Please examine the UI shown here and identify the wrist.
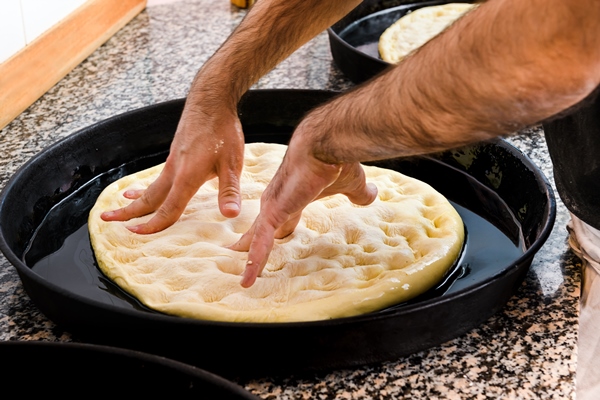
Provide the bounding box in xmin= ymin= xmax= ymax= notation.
xmin=291 ymin=110 xmax=343 ymax=166
xmin=188 ymin=56 xmax=246 ymax=112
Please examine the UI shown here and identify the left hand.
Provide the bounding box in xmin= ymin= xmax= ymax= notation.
xmin=100 ymin=101 xmax=244 ymax=233
xmin=229 ymin=134 xmax=378 ymax=288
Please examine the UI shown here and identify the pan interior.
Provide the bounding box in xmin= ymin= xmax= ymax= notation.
xmin=336 ymin=6 xmax=411 ymax=60
xmin=23 ymin=148 xmax=525 ymax=318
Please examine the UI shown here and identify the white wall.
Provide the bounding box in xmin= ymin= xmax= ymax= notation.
xmin=0 ymin=0 xmax=87 ymax=64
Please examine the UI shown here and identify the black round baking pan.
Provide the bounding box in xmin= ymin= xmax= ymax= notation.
xmin=328 ymin=0 xmax=476 ymax=83
xmin=0 ymin=89 xmax=555 ymax=378
xmin=0 ymin=340 xmax=259 ymax=398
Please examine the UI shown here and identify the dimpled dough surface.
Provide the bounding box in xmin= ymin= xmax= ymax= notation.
xmin=88 ymin=143 xmax=464 ymax=322
xmin=379 ymin=3 xmax=477 ymax=64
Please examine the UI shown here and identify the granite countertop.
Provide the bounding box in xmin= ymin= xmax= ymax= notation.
xmin=0 ymin=1 xmax=579 ymax=398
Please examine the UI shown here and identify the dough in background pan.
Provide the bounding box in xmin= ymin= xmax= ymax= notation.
xmin=379 ymin=3 xmax=477 ymax=64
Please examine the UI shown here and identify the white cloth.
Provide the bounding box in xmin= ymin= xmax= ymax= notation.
xmin=567 ymin=214 xmax=600 ymax=400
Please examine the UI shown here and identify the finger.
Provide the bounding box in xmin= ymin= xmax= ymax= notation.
xmin=241 ymin=220 xmax=277 ymax=288
xmin=274 ymin=212 xmax=302 ymax=239
xmin=100 ymin=176 xmax=172 ymax=222
xmin=126 ymin=174 xmax=206 ymax=234
xmin=322 ymin=163 xmax=378 ymax=207
xmin=231 ymin=211 xmax=299 ymax=249
xmin=122 ymin=189 xmax=144 ymax=200
xmin=218 ymin=169 xmax=242 ymax=218
xmin=228 ymin=226 xmax=255 ymax=252
xmin=345 ymin=182 xmax=378 ymax=206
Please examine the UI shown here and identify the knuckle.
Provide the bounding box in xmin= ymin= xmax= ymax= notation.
xmin=139 ymin=192 xmax=155 ymax=208
xmin=219 ymin=185 xmax=241 ymax=199
xmin=153 ymin=205 xmax=181 ymax=226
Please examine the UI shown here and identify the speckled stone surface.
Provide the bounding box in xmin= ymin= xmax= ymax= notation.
xmin=0 ymin=1 xmax=579 ymax=398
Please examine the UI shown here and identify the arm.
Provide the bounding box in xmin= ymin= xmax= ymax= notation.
xmin=235 ymin=0 xmax=600 ymax=287
xmin=306 ymin=0 xmax=600 ymax=163
xmin=191 ymin=0 xmax=363 ymax=112
xmin=101 ymin=0 xmax=363 ymax=233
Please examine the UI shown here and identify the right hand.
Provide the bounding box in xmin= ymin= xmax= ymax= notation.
xmin=229 ymin=129 xmax=378 ymax=287
xmin=100 ymin=104 xmax=245 ymax=234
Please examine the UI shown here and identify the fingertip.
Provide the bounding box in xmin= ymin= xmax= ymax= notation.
xmin=228 ymin=231 xmax=252 ymax=252
xmin=100 ymin=211 xmax=116 ymax=221
xmin=349 ymin=182 xmax=379 ymax=206
xmin=367 ymin=182 xmax=378 ymax=202
xmin=123 ymin=189 xmax=143 ymax=199
xmin=220 ymin=201 xmax=241 ymax=218
xmin=240 ymin=260 xmax=258 ymax=288
xmin=240 ymin=275 xmax=255 ymax=288
xmin=218 ymin=172 xmax=242 ymax=218
xmin=126 ymin=225 xmax=143 ymax=234
xmin=126 ymin=223 xmax=161 ymax=235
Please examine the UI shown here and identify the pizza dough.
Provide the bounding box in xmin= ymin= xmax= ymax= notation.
xmin=379 ymin=2 xmax=477 ymax=63
xmin=88 ymin=143 xmax=464 ymax=322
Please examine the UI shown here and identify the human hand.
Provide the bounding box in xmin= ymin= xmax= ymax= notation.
xmin=100 ymin=106 xmax=245 ymax=233
xmin=230 ymin=134 xmax=378 ymax=288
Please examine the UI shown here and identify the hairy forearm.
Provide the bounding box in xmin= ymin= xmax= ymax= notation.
xmin=303 ymin=0 xmax=600 ymax=164
xmin=186 ymin=0 xmax=362 ymax=112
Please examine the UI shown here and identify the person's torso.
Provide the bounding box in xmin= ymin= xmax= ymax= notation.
xmin=543 ymin=88 xmax=600 ymax=229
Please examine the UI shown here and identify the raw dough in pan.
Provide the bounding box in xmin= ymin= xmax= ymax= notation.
xmin=379 ymin=2 xmax=477 ymax=63
xmin=88 ymin=143 xmax=464 ymax=322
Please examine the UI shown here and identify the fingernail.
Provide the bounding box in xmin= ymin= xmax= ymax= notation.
xmin=223 ymin=202 xmax=239 ymax=211
xmin=102 ymin=211 xmax=114 ymax=218
xmin=127 ymin=225 xmax=141 ymax=233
